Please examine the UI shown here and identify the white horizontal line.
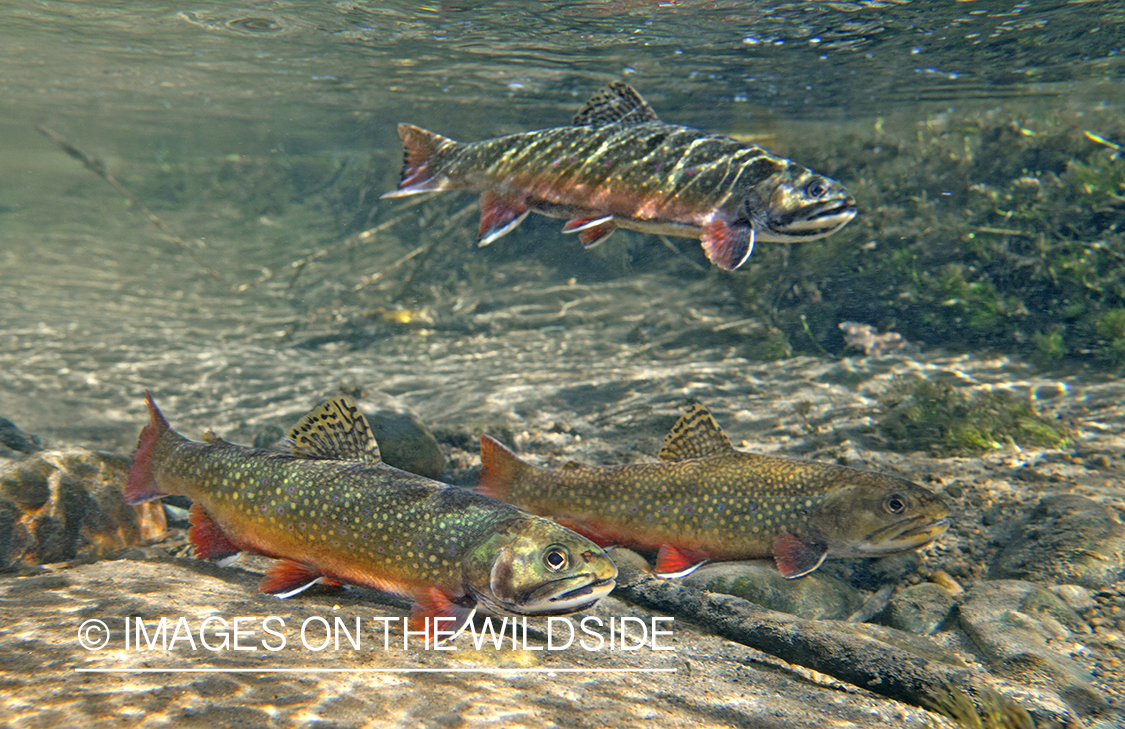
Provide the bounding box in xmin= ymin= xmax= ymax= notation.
xmin=74 ymin=667 xmax=676 ymax=674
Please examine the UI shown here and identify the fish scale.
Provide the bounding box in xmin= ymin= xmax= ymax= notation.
xmin=126 ymin=393 xmax=617 ymax=633
xmin=479 ymin=403 xmax=950 ymax=580
xmin=382 ymin=81 xmax=856 ymax=270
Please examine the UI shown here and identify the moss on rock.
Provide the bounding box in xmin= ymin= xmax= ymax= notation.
xmin=877 ymin=378 xmax=1070 ymax=455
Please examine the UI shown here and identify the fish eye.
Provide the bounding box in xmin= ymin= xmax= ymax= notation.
xmin=543 ymin=546 xmax=570 ymax=572
xmin=885 ymin=494 xmax=907 ymax=514
xmin=806 ymin=179 xmax=828 ymax=198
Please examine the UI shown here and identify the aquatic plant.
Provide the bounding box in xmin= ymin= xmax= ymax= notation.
xmin=877 ymin=378 xmax=1070 ymax=455
xmin=728 ymin=108 xmax=1125 ymax=368
xmin=923 ymin=685 xmax=1036 ymax=729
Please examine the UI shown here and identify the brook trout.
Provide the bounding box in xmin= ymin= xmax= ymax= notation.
xmin=126 ymin=394 xmax=617 ymax=632
xmin=478 ymin=404 xmax=949 ymax=579
xmin=382 ymin=81 xmax=856 ymax=270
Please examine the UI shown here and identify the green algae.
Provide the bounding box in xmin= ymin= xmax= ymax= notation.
xmin=877 ymin=379 xmax=1070 ymax=455
xmin=730 ymin=108 xmax=1125 ymax=369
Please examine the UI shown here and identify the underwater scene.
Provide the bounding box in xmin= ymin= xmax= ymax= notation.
xmin=1 ymin=1 xmax=1124 ymax=727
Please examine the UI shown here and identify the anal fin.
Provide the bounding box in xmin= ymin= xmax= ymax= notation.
xmin=411 ymin=587 xmax=477 ymax=643
xmin=700 ymin=217 xmax=754 ymax=270
xmin=188 ymin=503 xmax=241 ymax=560
xmin=478 ymin=191 xmax=530 ymax=246
xmin=654 ymin=544 xmax=710 ymax=579
xmin=773 ymin=531 xmax=828 ymax=579
xmin=260 ymin=559 xmax=332 ymax=598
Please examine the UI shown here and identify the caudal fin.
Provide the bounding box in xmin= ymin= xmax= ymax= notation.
xmin=125 ymin=391 xmax=172 ymax=505
xmin=380 ymin=124 xmax=456 ymax=198
xmin=477 ymin=434 xmax=528 ymax=501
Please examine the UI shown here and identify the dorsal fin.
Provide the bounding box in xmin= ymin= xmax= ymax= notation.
xmin=657 ymin=404 xmax=736 ymax=461
xmin=285 ymin=396 xmax=381 ymax=463
xmin=572 ymin=81 xmax=660 ymax=128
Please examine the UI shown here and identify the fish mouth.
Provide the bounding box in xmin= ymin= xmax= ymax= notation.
xmin=505 ymin=574 xmax=617 ymax=616
xmin=862 ymin=516 xmax=951 ymax=553
xmin=765 ymin=199 xmax=857 ymax=240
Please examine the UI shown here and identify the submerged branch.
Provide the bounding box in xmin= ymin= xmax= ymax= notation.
xmin=612 ymin=564 xmax=1054 ymax=727
xmin=37 ymin=125 xmax=232 ymax=289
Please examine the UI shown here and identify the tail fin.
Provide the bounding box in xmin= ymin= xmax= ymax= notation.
xmin=380 ymin=124 xmax=456 ymax=198
xmin=125 ymin=391 xmax=172 ymax=505
xmin=477 ymin=434 xmax=528 ymax=501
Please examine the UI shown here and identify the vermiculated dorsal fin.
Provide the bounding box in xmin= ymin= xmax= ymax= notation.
xmin=285 ymin=396 xmax=381 ymax=463
xmin=658 ymin=403 xmax=736 ymax=461
xmin=572 ymin=81 xmax=660 ymax=128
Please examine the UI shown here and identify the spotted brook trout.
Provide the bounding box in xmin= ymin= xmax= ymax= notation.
xmin=478 ymin=404 xmax=949 ymax=579
xmin=382 ymin=81 xmax=856 ymax=271
xmin=126 ymin=394 xmax=617 ymax=634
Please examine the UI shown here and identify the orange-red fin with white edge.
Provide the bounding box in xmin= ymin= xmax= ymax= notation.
xmin=562 ymin=215 xmax=614 ymax=234
xmin=478 ymin=191 xmax=530 ymax=246
xmin=411 ymin=587 xmax=477 ymax=643
xmin=700 ymin=218 xmax=754 ymax=270
xmin=381 ymin=124 xmax=456 ymax=198
xmin=654 ymin=544 xmax=710 ymax=579
xmin=125 ymin=391 xmax=172 ymax=505
xmin=773 ymin=531 xmax=828 ymax=579
xmin=577 ymin=221 xmax=616 ymax=248
xmin=260 ymin=559 xmax=329 ymax=598
xmin=188 ymin=503 xmax=241 ymax=560
xmin=477 ymin=434 xmax=526 ymax=501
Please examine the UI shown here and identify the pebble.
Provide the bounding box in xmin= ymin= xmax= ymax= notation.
xmin=875 ymin=583 xmax=955 ymax=635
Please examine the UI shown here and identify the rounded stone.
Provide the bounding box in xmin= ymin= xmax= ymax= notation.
xmin=876 ymin=582 xmax=956 ymax=635
xmin=989 ymin=495 xmax=1125 ymax=590
xmin=683 ymin=560 xmax=863 ymax=620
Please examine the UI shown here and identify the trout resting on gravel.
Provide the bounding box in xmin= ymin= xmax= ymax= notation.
xmin=478 ymin=403 xmax=949 ymax=579
xmin=126 ymin=393 xmax=617 ymax=635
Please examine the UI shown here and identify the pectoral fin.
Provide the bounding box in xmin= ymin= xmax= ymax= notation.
xmin=772 ymin=531 xmax=828 ymax=579
xmin=412 ymin=587 xmax=477 ymax=643
xmin=700 ymin=217 xmax=754 ymax=271
xmin=654 ymin=544 xmax=710 ymax=579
